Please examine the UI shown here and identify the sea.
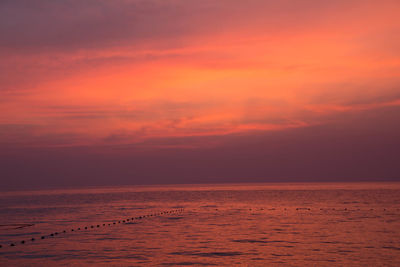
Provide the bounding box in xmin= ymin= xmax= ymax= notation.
xmin=0 ymin=183 xmax=399 ymax=266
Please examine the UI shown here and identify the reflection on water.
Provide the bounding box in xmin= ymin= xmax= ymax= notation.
xmin=0 ymin=183 xmax=400 ymax=266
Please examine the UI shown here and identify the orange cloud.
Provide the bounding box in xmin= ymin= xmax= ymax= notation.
xmin=1 ymin=0 xmax=400 ymax=148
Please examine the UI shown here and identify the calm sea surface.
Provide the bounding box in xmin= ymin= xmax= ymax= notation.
xmin=1 ymin=183 xmax=400 ymax=266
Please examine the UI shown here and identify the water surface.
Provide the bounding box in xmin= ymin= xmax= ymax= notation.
xmin=1 ymin=183 xmax=400 ymax=266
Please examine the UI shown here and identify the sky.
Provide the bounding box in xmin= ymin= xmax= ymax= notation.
xmin=1 ymin=0 xmax=400 ymax=189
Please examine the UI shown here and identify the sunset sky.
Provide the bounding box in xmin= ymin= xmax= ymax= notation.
xmin=1 ymin=0 xmax=400 ymax=189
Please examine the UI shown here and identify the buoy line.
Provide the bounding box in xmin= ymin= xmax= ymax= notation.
xmin=0 ymin=207 xmax=397 ymax=249
xmin=0 ymin=208 xmax=185 ymax=249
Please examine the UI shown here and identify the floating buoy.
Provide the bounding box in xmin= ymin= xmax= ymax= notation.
xmin=2 ymin=209 xmax=186 ymax=249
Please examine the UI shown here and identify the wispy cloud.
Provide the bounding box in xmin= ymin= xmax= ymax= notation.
xmin=1 ymin=0 xmax=400 ymax=148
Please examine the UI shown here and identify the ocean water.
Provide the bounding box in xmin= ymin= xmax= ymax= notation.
xmin=0 ymin=183 xmax=400 ymax=266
